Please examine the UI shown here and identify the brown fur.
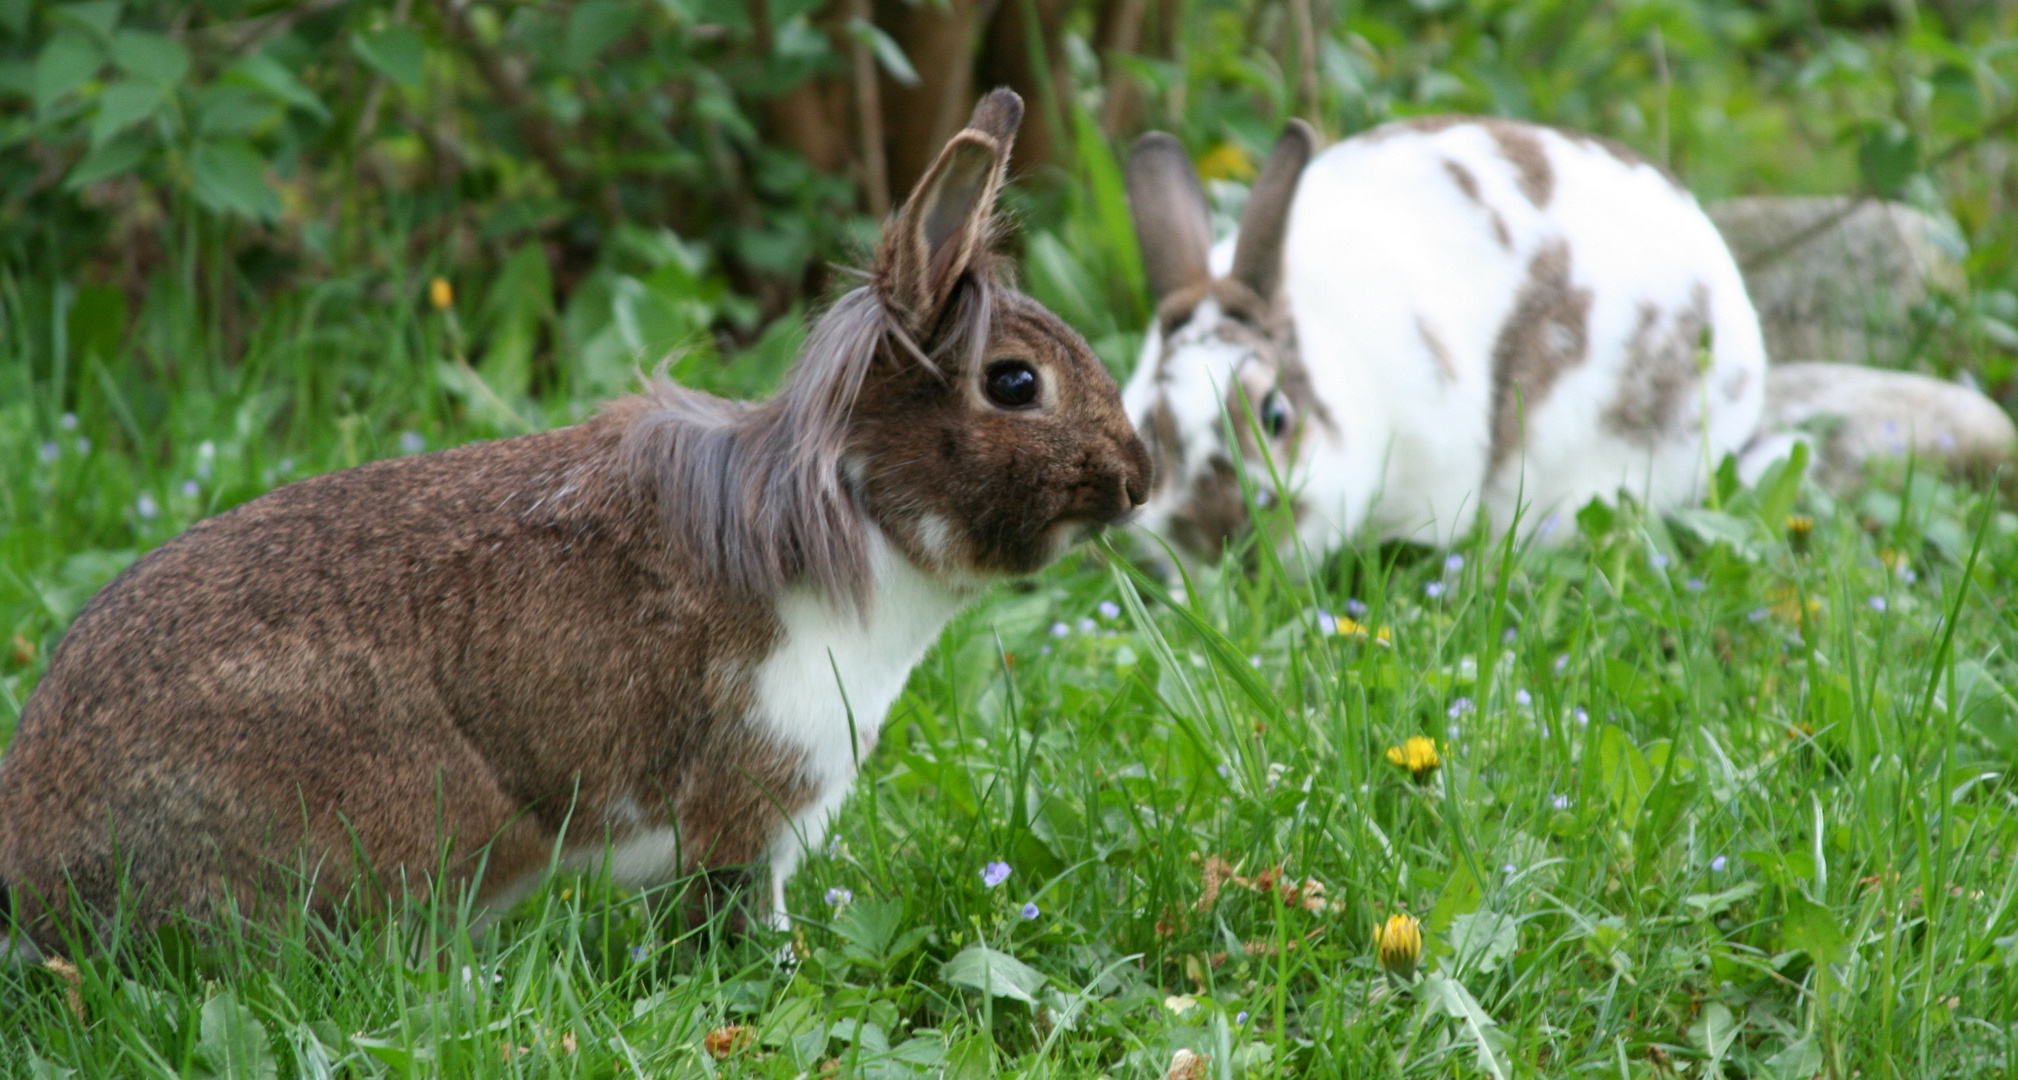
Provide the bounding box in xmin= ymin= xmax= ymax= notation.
xmin=1602 ymin=283 xmax=1710 ymax=445
xmin=0 ymin=88 xmax=1149 ymax=949
xmin=1442 ymin=158 xmax=1513 ymax=249
xmin=1489 ymin=241 xmax=1593 ymax=474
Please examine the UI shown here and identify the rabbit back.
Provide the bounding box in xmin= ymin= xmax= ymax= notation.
xmin=1283 ymin=119 xmax=1765 ymax=544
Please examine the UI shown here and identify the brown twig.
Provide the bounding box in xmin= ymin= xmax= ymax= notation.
xmin=1287 ymin=0 xmax=1321 ymax=138
xmin=431 ymin=0 xmax=592 ymax=204
xmin=206 ymin=0 xmax=356 ymax=54
xmin=847 ymin=0 xmax=890 ymax=218
xmin=1739 ymin=106 xmax=2018 ymax=274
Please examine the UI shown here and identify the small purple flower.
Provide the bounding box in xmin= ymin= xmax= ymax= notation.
xmin=1077 ymin=617 xmax=1097 ymax=635
xmin=1316 ymin=610 xmax=1337 ymax=635
xmin=1447 ymin=697 xmax=1474 ymax=719
xmin=1050 ymin=622 xmax=1070 ymax=638
xmin=1444 ymin=553 xmax=1464 ymax=574
xmin=1216 ymin=764 xmax=1230 ymax=778
xmin=1574 ymin=707 xmax=1590 ymax=726
xmin=630 ymin=944 xmax=649 ymax=962
xmin=38 ymin=441 xmax=58 ymax=462
xmin=1685 ymin=577 xmax=1706 ymax=592
xmin=135 ymin=493 xmax=158 ymax=520
xmin=1903 ymin=569 xmax=1918 ymax=584
xmin=1424 ymin=581 xmax=1445 ymax=599
xmin=180 ymin=480 xmax=200 ymax=498
xmin=1650 ymin=552 xmax=1670 ymax=571
xmin=1537 ymin=513 xmax=1562 ymax=540
xmin=1748 ymin=607 xmax=1769 ymax=623
xmin=1515 ymin=688 xmax=1533 ymax=707
xmin=1502 ymin=863 xmax=1516 ymax=875
xmin=1550 ymin=793 xmax=1572 ymax=810
xmin=1553 ymin=654 xmax=1569 ymax=674
xmin=1710 ymin=855 xmax=1728 ymax=873
xmin=1249 ymin=655 xmax=1262 ymax=669
xmin=1502 ymin=627 xmax=1518 ymax=643
xmin=1868 ymin=596 xmax=1887 ymax=613
xmin=60 ymin=412 xmax=78 ymax=431
xmin=825 ymin=886 xmax=853 ymax=907
xmin=982 ymin=862 xmax=1011 ymax=888
xmin=1020 ymin=902 xmax=1040 ymax=920
xmin=277 ymin=457 xmax=294 ymax=475
xmin=399 ymin=431 xmax=426 ymax=454
xmin=75 ymin=437 xmax=91 ymax=455
xmin=1098 ymin=600 xmax=1121 ymax=620
xmin=1234 ymin=1011 xmax=1249 ymax=1026
xmin=1344 ymin=598 xmax=1369 ymax=618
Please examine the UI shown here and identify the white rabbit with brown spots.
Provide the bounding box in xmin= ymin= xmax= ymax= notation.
xmin=1123 ymin=116 xmax=1767 ymax=560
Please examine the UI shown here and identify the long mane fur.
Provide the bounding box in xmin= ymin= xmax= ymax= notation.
xmin=619 ymin=271 xmax=996 ymax=609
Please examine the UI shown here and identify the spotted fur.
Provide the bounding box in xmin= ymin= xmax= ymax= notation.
xmin=1122 ymin=116 xmax=1766 ymax=560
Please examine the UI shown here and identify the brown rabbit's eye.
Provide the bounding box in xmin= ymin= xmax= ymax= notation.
xmin=1260 ymin=391 xmax=1291 ymax=439
xmin=984 ymin=361 xmax=1040 ymax=408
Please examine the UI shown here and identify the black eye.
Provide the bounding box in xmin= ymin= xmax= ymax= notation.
xmin=984 ymin=360 xmax=1040 ymax=408
xmin=1260 ymin=391 xmax=1290 ymax=439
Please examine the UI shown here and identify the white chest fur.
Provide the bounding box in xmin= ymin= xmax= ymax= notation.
xmin=750 ymin=532 xmax=968 ymax=923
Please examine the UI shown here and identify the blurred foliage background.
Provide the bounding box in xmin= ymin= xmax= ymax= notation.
xmin=3 ymin=0 xmax=2018 ymax=454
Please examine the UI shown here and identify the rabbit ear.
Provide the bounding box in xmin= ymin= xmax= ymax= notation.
xmin=1127 ymin=133 xmax=1214 ymax=303
xmin=1229 ymin=119 xmax=1316 ymax=302
xmin=877 ymin=88 xmax=1023 ymax=331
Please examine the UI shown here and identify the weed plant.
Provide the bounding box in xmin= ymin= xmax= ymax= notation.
xmin=4 ymin=269 xmax=2018 ymax=1077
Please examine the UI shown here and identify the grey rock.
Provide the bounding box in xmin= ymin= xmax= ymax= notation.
xmin=1741 ymin=362 xmax=2015 ymax=493
xmin=1709 ymin=196 xmax=1966 ymax=365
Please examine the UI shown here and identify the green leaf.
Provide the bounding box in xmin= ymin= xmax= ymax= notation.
xmin=1688 ymin=1001 xmax=1740 ymax=1078
xmin=1597 ymin=724 xmax=1652 ymax=828
xmin=1447 ymin=910 xmax=1519 ymax=971
xmin=48 ymin=0 xmax=122 ymax=41
xmin=1422 ymin=973 xmax=1510 ymax=1080
xmin=941 ymin=944 xmax=1046 ymax=1006
xmin=1684 ymin=881 xmax=1762 ymax=920
xmin=1780 ymin=891 xmax=1846 ymax=968
xmin=90 ymin=78 xmax=163 ymax=145
xmin=34 ymin=28 xmax=104 ymax=111
xmin=195 ymin=84 xmax=278 ymax=137
xmin=110 ymin=29 xmax=187 ymax=86
xmin=845 ymin=18 xmax=918 ymax=87
xmin=229 ymin=53 xmax=329 ymax=121
xmin=1857 ymin=123 xmax=1918 ymax=199
xmin=191 ymin=992 xmax=278 ymax=1080
xmin=564 ymin=0 xmax=638 ymax=70
xmin=64 ymin=130 xmax=148 ymax=188
xmin=189 ymin=138 xmax=281 ymax=220
xmin=351 ymin=25 xmax=426 ymax=92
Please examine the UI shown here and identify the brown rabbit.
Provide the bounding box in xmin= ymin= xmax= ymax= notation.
xmin=0 ymin=89 xmax=1150 ymax=949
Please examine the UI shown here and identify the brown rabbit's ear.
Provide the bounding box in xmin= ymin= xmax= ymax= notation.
xmin=1229 ymin=119 xmax=1316 ymax=302
xmin=876 ymin=87 xmax=1023 ymax=332
xmin=1127 ymin=132 xmax=1213 ymax=303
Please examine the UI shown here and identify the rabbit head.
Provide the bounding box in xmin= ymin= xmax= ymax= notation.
xmin=1122 ymin=121 xmax=1327 ymax=562
xmin=851 ymin=90 xmax=1152 ymax=580
xmin=629 ymin=89 xmax=1152 ymax=599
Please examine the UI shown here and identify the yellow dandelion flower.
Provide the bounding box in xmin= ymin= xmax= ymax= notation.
xmin=1374 ymin=913 xmax=1422 ymax=980
xmin=1336 ymin=617 xmax=1395 ymax=647
xmin=1384 ymin=735 xmax=1440 ymax=782
xmin=429 ymin=276 xmax=454 ymax=311
xmin=1195 ymin=142 xmax=1256 ymax=182
xmin=1785 ymin=514 xmax=1814 ymax=553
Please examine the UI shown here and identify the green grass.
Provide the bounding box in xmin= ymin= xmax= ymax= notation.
xmin=5 ymin=280 xmax=2018 ymax=1079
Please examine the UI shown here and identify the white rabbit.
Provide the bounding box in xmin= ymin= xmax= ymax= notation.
xmin=1122 ymin=117 xmax=1767 ymax=560
xmin=0 ymin=89 xmax=1151 ymax=949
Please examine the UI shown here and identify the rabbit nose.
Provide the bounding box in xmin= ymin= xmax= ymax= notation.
xmin=1121 ymin=433 xmax=1152 ymax=507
